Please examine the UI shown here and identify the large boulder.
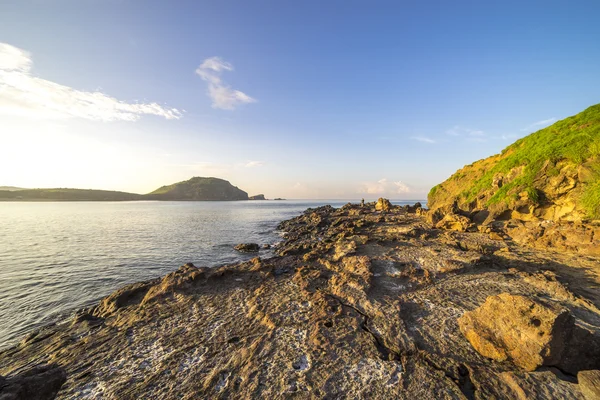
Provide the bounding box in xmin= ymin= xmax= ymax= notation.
xmin=578 ymin=370 xmax=600 ymax=400
xmin=0 ymin=364 xmax=66 ymax=400
xmin=435 ymin=213 xmax=474 ymax=232
xmin=458 ymin=293 xmax=574 ymax=371
xmin=375 ymin=198 xmax=392 ymax=212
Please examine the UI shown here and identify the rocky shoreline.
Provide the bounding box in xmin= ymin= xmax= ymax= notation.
xmin=1 ymin=201 xmax=600 ymax=399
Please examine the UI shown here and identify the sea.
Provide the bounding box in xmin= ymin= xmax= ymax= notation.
xmin=0 ymin=200 xmax=421 ymax=349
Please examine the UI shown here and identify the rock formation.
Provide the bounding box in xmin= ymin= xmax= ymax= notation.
xmin=234 ymin=243 xmax=260 ymax=253
xmin=249 ymin=194 xmax=266 ymax=200
xmin=1 ymin=201 xmax=599 ymax=398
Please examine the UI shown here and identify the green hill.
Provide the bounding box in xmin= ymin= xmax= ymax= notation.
xmin=428 ymin=103 xmax=600 ymax=221
xmin=0 ymin=188 xmax=143 ymax=201
xmin=147 ymin=177 xmax=248 ymax=201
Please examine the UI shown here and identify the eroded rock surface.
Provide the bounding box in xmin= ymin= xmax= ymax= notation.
xmin=458 ymin=293 xmax=574 ymax=371
xmin=1 ymin=202 xmax=599 ymax=399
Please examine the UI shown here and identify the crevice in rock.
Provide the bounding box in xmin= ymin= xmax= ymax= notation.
xmin=544 ymin=365 xmax=578 ymax=382
xmin=327 ymin=295 xmax=400 ymax=362
xmin=417 ymin=351 xmax=477 ymax=400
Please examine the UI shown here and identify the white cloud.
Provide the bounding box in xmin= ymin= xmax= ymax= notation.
xmin=359 ymin=178 xmax=412 ymax=195
xmin=411 ymin=136 xmax=436 ymax=144
xmin=244 ymin=160 xmax=264 ymax=168
xmin=0 ymin=42 xmax=182 ymax=121
xmin=520 ymin=117 xmax=556 ymax=132
xmin=195 ymin=56 xmax=256 ymax=110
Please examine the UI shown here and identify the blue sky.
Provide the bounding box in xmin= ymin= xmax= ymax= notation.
xmin=1 ymin=0 xmax=599 ymax=199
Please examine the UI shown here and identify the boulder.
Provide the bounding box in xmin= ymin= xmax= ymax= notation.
xmin=405 ymin=202 xmax=422 ymax=213
xmin=234 ymin=243 xmax=260 ymax=253
xmin=578 ymin=370 xmax=600 ymax=400
xmin=375 ymin=198 xmax=392 ymax=212
xmin=435 ymin=213 xmax=474 ymax=232
xmin=0 ymin=364 xmax=66 ymax=400
xmin=458 ymin=293 xmax=574 ymax=371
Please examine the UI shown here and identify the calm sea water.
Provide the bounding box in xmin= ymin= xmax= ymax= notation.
xmin=0 ymin=200 xmax=420 ymax=348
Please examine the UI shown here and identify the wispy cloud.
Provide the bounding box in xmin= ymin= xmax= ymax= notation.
xmin=520 ymin=117 xmax=557 ymax=132
xmin=195 ymin=57 xmax=256 ymax=110
xmin=359 ymin=178 xmax=412 ymax=195
xmin=244 ymin=160 xmax=264 ymax=168
xmin=446 ymin=126 xmax=485 ymax=137
xmin=0 ymin=43 xmax=182 ymax=121
xmin=411 ymin=136 xmax=436 ymax=144
xmin=445 ymin=126 xmax=487 ymax=142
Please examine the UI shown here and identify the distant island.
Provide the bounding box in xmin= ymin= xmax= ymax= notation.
xmin=249 ymin=194 xmax=266 ymax=200
xmin=0 ymin=177 xmax=255 ymax=202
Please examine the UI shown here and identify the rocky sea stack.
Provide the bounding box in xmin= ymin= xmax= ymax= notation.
xmin=1 ymin=199 xmax=599 ymax=399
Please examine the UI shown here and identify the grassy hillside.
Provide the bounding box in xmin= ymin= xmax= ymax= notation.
xmin=428 ymin=103 xmax=600 ymax=220
xmin=0 ymin=188 xmax=144 ymax=201
xmin=147 ymin=177 xmax=248 ymax=201
xmin=0 ymin=177 xmax=250 ymax=202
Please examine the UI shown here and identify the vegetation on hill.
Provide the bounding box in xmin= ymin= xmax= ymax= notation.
xmin=0 ymin=189 xmax=143 ymax=201
xmin=147 ymin=177 xmax=248 ymax=201
xmin=0 ymin=177 xmax=250 ymax=202
xmin=429 ymin=103 xmax=600 ymax=220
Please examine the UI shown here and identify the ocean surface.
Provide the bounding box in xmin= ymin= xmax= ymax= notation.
xmin=0 ymin=200 xmax=421 ymax=349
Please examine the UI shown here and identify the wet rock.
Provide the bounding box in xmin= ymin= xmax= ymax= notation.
xmin=458 ymin=293 xmax=574 ymax=371
xmin=0 ymin=364 xmax=66 ymax=400
xmin=375 ymin=198 xmax=391 ymax=212
xmin=578 ymin=370 xmax=600 ymax=400
xmin=234 ymin=243 xmax=260 ymax=253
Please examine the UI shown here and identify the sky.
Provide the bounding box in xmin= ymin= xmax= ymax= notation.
xmin=1 ymin=0 xmax=599 ymax=200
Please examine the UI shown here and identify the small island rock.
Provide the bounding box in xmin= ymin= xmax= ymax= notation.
xmin=234 ymin=243 xmax=260 ymax=253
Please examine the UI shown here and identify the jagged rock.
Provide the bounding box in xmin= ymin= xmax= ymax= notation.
xmin=458 ymin=293 xmax=574 ymax=371
xmin=0 ymin=364 xmax=66 ymax=400
xmin=375 ymin=198 xmax=392 ymax=212
xmin=234 ymin=243 xmax=260 ymax=253
xmin=435 ymin=213 xmax=474 ymax=232
xmin=578 ymin=370 xmax=600 ymax=400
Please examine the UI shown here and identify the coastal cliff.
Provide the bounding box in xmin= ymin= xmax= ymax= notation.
xmin=427 ymin=104 xmax=600 ymax=255
xmin=1 ymin=201 xmax=599 ymax=399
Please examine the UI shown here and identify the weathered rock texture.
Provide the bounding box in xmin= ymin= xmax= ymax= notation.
xmin=1 ymin=203 xmax=599 ymax=399
xmin=578 ymin=370 xmax=600 ymax=400
xmin=458 ymin=293 xmax=574 ymax=371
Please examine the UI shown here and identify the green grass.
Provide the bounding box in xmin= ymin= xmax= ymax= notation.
xmin=457 ymin=104 xmax=600 ymax=216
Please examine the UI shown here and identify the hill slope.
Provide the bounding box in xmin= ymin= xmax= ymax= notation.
xmin=0 ymin=189 xmax=143 ymax=201
xmin=428 ymin=103 xmax=600 ymax=222
xmin=147 ymin=177 xmax=248 ymax=201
